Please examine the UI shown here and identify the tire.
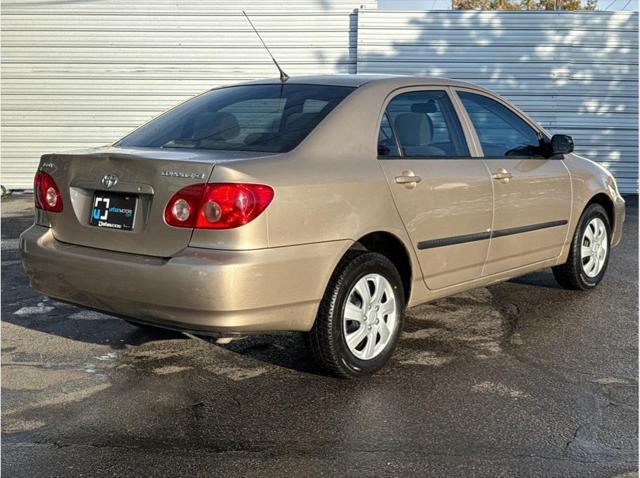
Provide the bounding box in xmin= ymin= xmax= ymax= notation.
xmin=306 ymin=250 xmax=405 ymax=378
xmin=552 ymin=203 xmax=611 ymax=290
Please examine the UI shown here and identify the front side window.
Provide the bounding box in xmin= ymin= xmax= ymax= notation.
xmin=117 ymin=84 xmax=355 ymax=153
xmin=458 ymin=91 xmax=544 ymax=158
xmin=384 ymin=90 xmax=470 ymax=158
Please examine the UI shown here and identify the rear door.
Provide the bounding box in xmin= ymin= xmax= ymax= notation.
xmin=377 ymin=87 xmax=493 ymax=290
xmin=454 ymin=89 xmax=572 ymax=276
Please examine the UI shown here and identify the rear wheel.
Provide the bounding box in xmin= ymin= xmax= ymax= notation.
xmin=306 ymin=251 xmax=405 ymax=378
xmin=552 ymin=203 xmax=611 ymax=290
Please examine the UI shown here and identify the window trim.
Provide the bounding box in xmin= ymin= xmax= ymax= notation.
xmin=376 ymin=86 xmax=475 ymax=161
xmin=378 ymin=111 xmax=403 ymax=159
xmin=451 ymin=87 xmax=552 ymax=160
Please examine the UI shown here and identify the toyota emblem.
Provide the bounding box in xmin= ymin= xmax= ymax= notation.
xmin=101 ymin=174 xmax=119 ymax=189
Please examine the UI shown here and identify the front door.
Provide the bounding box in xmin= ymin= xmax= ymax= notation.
xmin=455 ymin=90 xmax=572 ymax=276
xmin=377 ymin=88 xmax=493 ymax=290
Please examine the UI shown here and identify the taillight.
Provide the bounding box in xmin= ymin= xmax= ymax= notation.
xmin=164 ymin=183 xmax=274 ymax=229
xmin=34 ymin=171 xmax=63 ymax=212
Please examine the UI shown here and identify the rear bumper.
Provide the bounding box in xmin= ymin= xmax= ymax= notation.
xmin=20 ymin=225 xmax=350 ymax=334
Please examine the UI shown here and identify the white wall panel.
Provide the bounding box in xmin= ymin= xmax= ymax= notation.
xmin=357 ymin=10 xmax=639 ymax=193
xmin=0 ymin=0 xmax=375 ymax=189
xmin=3 ymin=5 xmax=638 ymax=193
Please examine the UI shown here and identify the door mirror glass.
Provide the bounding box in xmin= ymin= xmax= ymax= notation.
xmin=550 ymin=134 xmax=574 ymax=156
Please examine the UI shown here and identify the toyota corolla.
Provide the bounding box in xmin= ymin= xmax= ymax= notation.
xmin=20 ymin=75 xmax=625 ymax=377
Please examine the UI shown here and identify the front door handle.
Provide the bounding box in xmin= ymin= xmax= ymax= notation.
xmin=395 ymin=170 xmax=422 ymax=189
xmin=492 ymin=168 xmax=513 ymax=182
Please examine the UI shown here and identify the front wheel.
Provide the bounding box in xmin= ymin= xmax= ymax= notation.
xmin=306 ymin=251 xmax=405 ymax=378
xmin=552 ymin=203 xmax=611 ymax=290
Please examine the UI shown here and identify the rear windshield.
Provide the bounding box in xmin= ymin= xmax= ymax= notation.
xmin=116 ymin=84 xmax=355 ymax=153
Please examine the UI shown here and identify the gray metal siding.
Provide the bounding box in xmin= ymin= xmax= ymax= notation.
xmin=1 ymin=0 xmax=375 ymax=189
xmin=357 ymin=10 xmax=638 ymax=193
xmin=3 ymin=6 xmax=638 ymax=192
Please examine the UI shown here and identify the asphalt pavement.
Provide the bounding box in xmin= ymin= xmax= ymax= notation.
xmin=2 ymin=194 xmax=638 ymax=477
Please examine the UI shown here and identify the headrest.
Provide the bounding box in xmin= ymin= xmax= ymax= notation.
xmin=192 ymin=111 xmax=240 ymax=141
xmin=394 ymin=113 xmax=433 ymax=146
xmin=411 ymin=100 xmax=437 ymax=114
xmin=284 ymin=112 xmax=319 ymax=131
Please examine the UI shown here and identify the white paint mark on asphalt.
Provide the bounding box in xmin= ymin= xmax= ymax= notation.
xmin=68 ymin=310 xmax=118 ymax=321
xmin=153 ymin=365 xmax=192 ymax=375
xmin=400 ymin=351 xmax=454 ymax=367
xmin=593 ymin=377 xmax=630 ymax=385
xmin=1 ymin=239 xmax=20 ymax=251
xmin=14 ymin=303 xmax=54 ymax=316
xmin=95 ymin=352 xmax=118 ymax=361
xmin=472 ymin=381 xmax=529 ymax=399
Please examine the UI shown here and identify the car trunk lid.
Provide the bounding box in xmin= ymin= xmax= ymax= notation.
xmin=41 ymin=146 xmax=276 ymax=257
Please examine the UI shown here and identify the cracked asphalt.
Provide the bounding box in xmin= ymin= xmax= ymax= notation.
xmin=2 ymin=194 xmax=638 ymax=477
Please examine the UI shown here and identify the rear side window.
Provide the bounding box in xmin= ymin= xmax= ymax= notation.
xmin=458 ymin=91 xmax=544 ymax=158
xmin=378 ymin=113 xmax=400 ymax=157
xmin=384 ymin=90 xmax=470 ymax=158
xmin=117 ymin=84 xmax=355 ymax=153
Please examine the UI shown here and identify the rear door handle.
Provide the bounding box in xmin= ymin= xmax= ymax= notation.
xmin=395 ymin=171 xmax=422 ymax=189
xmin=492 ymin=168 xmax=513 ymax=181
xmin=395 ymin=175 xmax=422 ymax=184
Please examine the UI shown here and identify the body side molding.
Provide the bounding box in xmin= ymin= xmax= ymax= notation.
xmin=418 ymin=220 xmax=569 ymax=250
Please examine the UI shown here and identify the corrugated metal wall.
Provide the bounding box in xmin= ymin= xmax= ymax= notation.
xmin=357 ymin=11 xmax=639 ymax=193
xmin=1 ymin=0 xmax=375 ymax=189
xmin=2 ymin=5 xmax=638 ymax=192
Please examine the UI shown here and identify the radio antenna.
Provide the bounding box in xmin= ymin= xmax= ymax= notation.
xmin=242 ymin=10 xmax=289 ymax=83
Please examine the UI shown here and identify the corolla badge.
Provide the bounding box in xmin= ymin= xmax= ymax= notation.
xmin=101 ymin=174 xmax=119 ymax=189
xmin=160 ymin=170 xmax=206 ymax=179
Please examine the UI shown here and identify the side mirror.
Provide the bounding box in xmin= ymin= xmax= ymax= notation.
xmin=550 ymin=134 xmax=574 ymax=156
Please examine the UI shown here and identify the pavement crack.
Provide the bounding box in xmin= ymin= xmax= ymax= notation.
xmin=565 ymin=424 xmax=585 ymax=454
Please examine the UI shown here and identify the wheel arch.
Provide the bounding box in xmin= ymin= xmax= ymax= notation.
xmin=348 ymin=231 xmax=414 ymax=304
xmin=585 ymin=192 xmax=615 ymax=232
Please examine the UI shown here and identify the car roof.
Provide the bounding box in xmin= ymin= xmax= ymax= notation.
xmin=236 ymin=74 xmax=484 ymax=90
xmin=235 ymin=74 xmax=548 ymax=138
